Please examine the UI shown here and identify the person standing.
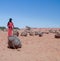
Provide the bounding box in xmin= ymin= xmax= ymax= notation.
xmin=7 ymin=18 xmax=14 ymax=36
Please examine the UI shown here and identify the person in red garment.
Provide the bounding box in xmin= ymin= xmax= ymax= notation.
xmin=7 ymin=18 xmax=14 ymax=36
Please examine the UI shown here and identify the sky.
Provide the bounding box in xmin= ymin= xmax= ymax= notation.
xmin=0 ymin=0 xmax=60 ymax=28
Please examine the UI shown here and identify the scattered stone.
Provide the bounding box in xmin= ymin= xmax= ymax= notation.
xmin=8 ymin=36 xmax=22 ymax=49
xmin=21 ymin=31 xmax=27 ymax=36
xmin=55 ymin=33 xmax=60 ymax=38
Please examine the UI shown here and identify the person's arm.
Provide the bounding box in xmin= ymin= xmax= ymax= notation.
xmin=12 ymin=22 xmax=14 ymax=28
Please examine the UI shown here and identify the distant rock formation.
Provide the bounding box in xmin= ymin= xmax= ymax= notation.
xmin=25 ymin=26 xmax=31 ymax=30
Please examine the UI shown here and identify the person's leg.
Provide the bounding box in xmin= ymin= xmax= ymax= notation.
xmin=8 ymin=28 xmax=13 ymax=36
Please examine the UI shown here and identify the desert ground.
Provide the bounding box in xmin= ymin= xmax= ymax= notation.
xmin=0 ymin=28 xmax=60 ymax=61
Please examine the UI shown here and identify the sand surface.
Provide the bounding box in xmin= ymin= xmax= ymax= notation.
xmin=0 ymin=28 xmax=60 ymax=61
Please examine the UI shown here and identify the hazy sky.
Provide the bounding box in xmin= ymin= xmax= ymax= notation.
xmin=0 ymin=0 xmax=60 ymax=28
